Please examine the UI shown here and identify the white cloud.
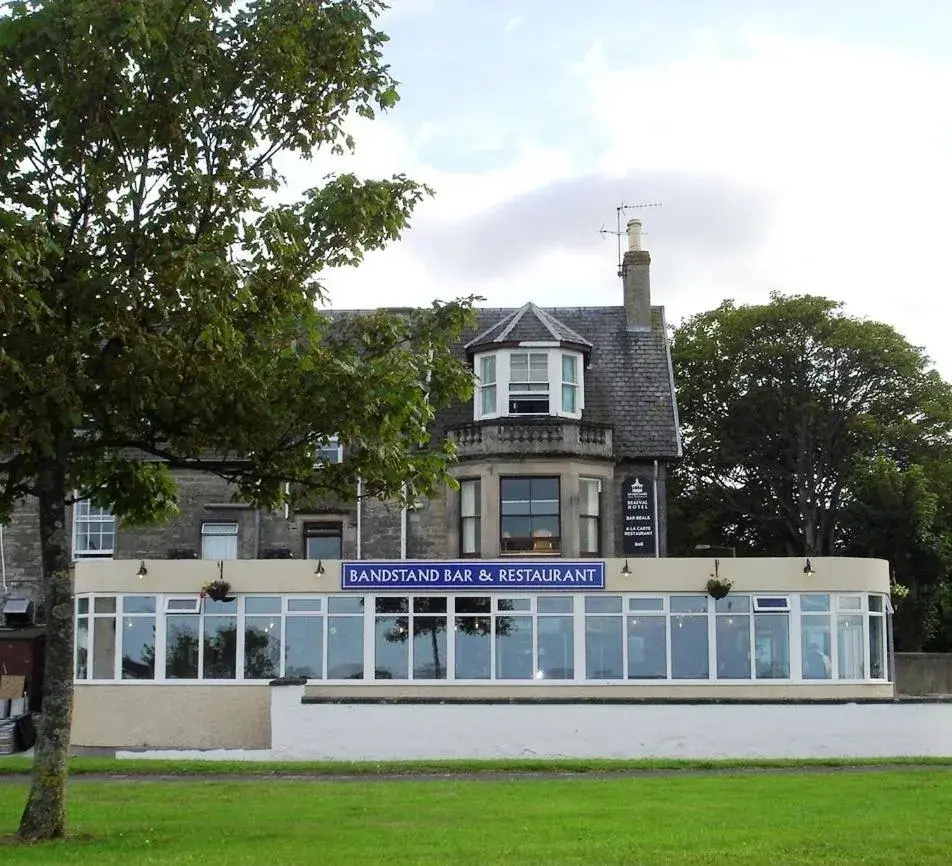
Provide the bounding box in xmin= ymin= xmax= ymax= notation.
xmin=276 ymin=26 xmax=952 ymax=374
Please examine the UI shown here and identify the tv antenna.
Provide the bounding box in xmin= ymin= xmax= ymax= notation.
xmin=600 ymin=202 xmax=662 ymax=277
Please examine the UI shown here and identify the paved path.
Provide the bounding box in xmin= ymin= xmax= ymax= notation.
xmin=2 ymin=764 xmax=951 ymax=785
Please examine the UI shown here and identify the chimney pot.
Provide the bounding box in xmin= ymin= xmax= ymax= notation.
xmin=626 ymin=218 xmax=643 ymax=252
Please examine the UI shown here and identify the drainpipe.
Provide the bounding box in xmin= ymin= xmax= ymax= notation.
xmin=1 ymin=524 xmax=7 ymax=592
xmin=400 ymin=482 xmax=408 ymax=560
xmin=653 ymin=459 xmax=660 ymax=558
xmin=253 ymin=507 xmax=261 ymax=559
xmin=356 ymin=477 xmax=363 ymax=560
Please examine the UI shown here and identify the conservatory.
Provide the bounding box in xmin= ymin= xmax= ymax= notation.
xmin=69 ymin=556 xmax=894 ymax=753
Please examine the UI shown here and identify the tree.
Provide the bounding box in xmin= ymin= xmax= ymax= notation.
xmin=839 ymin=456 xmax=952 ymax=651
xmin=669 ymin=294 xmax=952 ymax=557
xmin=0 ymin=0 xmax=474 ymax=841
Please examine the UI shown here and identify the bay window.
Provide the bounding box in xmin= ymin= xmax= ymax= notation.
xmin=474 ymin=349 xmax=584 ymax=420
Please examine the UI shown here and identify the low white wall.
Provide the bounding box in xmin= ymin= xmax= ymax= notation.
xmin=269 ymin=686 xmax=952 ymax=760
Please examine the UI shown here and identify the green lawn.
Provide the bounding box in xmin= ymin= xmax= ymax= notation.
xmin=1 ymin=770 xmax=951 ymax=864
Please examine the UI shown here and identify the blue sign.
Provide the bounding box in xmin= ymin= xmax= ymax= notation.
xmin=341 ymin=560 xmax=605 ymax=591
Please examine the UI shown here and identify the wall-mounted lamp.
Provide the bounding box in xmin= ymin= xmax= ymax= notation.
xmin=621 ymin=560 xmax=632 ymax=576
xmin=314 ymin=559 xmax=325 ymax=576
xmin=135 ymin=561 xmax=148 ymax=580
xmin=803 ymin=558 xmax=815 ymax=577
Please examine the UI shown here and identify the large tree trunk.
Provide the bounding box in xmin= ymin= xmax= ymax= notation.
xmin=18 ymin=460 xmax=74 ymax=842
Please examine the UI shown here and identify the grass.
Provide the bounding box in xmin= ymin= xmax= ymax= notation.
xmin=2 ymin=754 xmax=952 ymax=777
xmin=1 ymin=770 xmax=952 ymax=863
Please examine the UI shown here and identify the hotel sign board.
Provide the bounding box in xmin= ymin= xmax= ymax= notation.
xmin=622 ymin=474 xmax=657 ymax=557
xmin=341 ymin=560 xmax=605 ymax=591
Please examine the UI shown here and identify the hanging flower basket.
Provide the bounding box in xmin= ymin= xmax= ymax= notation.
xmin=201 ymin=580 xmax=234 ymax=603
xmin=705 ymin=577 xmax=733 ymax=600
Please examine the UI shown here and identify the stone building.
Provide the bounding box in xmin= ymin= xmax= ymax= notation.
xmin=0 ymin=217 xmax=680 ymax=604
xmin=0 ymin=221 xmax=896 ymax=757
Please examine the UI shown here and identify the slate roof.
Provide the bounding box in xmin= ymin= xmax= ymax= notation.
xmin=438 ymin=305 xmax=682 ymax=460
xmin=464 ymin=302 xmax=593 ymax=351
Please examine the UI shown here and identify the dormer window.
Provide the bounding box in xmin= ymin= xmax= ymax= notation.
xmin=475 ymin=348 xmax=584 ymax=420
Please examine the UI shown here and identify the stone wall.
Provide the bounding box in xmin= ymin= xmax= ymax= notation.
xmin=895 ymin=653 xmax=952 ymax=696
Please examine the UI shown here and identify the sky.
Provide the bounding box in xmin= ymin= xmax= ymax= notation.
xmin=287 ymin=1 xmax=952 ymax=375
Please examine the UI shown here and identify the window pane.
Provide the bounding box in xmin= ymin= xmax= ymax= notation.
xmin=455 ymin=616 xmax=491 ymax=679
xmin=495 ymin=615 xmax=533 ymax=679
xmin=500 ymin=478 xmax=531 ymax=502
xmin=76 ymin=618 xmax=89 ymax=679
xmin=538 ymin=615 xmax=573 ymax=679
xmin=328 ymin=597 xmax=363 ymax=614
xmin=306 ymin=534 xmax=342 ymax=559
xmin=580 ymin=479 xmax=600 ymax=515
xmin=413 ymin=617 xmax=448 ymax=679
xmin=868 ymin=595 xmax=885 ymax=613
xmin=375 ymin=617 xmax=409 ymax=679
xmin=801 ymin=594 xmax=830 ymax=612
xmin=461 ymin=480 xmax=480 ymax=517
xmin=671 ymin=616 xmax=709 ymax=679
xmin=245 ymin=616 xmax=281 ymax=679
xmin=497 ymin=598 xmax=531 ymax=612
xmin=586 ymin=596 xmax=622 ymax=614
xmin=456 ymin=596 xmax=490 ymax=614
xmin=287 ymin=598 xmax=322 ymax=612
xmin=203 ymin=616 xmax=237 ymax=679
xmin=801 ymin=615 xmax=832 ymax=679
xmin=246 ymin=596 xmax=281 ymax=615
xmin=715 ymin=595 xmax=749 ymax=613
xmin=284 ymin=616 xmax=324 ymax=678
xmin=77 ymin=597 xmax=89 ymax=615
xmin=671 ymin=596 xmax=707 ymax=614
xmin=755 ymin=614 xmax=790 ymax=679
xmin=869 ymin=616 xmax=886 ymax=679
xmin=121 ymin=616 xmax=155 ymax=680
xmin=838 ymin=596 xmax=863 ymax=611
xmin=561 ymin=354 xmax=577 ymax=383
xmin=837 ymin=615 xmax=865 ymax=678
xmin=628 ymin=616 xmax=667 ymax=679
xmin=202 ymin=533 xmax=238 ymax=561
xmin=510 ymin=353 xmax=528 ymax=380
xmin=376 ymin=597 xmax=409 ymax=614
xmin=205 ymin=598 xmax=237 ymax=614
xmin=327 ymin=616 xmax=364 ymax=678
xmin=580 ymin=517 xmax=599 ymax=553
xmin=529 ymin=353 xmax=548 ymax=379
xmin=562 ymin=383 xmax=577 ymax=413
xmin=462 ymin=517 xmax=479 ymax=555
xmin=123 ymin=596 xmax=156 ymax=614
xmin=629 ymin=598 xmax=664 ymax=612
xmin=533 ymin=477 xmax=559 ymax=501
xmin=585 ymin=615 xmax=623 ymax=679
xmin=538 ymin=596 xmax=573 ymax=614
xmin=94 ymin=597 xmax=117 ymax=614
xmin=716 ymin=615 xmax=751 ymax=679
xmin=92 ymin=616 xmax=116 ymax=679
xmin=480 ymin=354 xmax=496 ymax=384
xmin=166 ymin=615 xmax=200 ymax=679
xmin=481 ymin=384 xmax=496 ymax=415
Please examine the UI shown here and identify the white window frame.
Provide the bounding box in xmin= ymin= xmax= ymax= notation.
xmin=314 ymin=435 xmax=342 ymax=467
xmin=72 ymin=497 xmax=116 ymax=560
xmin=201 ymin=521 xmax=239 ymax=560
xmin=473 ymin=349 xmax=584 ymax=421
xmin=72 ymin=591 xmax=892 ymax=686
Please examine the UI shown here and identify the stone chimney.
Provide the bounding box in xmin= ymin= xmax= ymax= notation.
xmin=622 ymin=218 xmax=651 ymax=331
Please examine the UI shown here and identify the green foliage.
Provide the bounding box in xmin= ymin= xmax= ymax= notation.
xmin=670 ymin=293 xmax=952 ymax=557
xmin=0 ymin=0 xmax=474 ymax=519
xmin=0 ymin=0 xmax=474 ymax=839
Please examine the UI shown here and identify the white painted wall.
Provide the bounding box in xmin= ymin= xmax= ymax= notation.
xmin=269 ymin=686 xmax=952 ymax=761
